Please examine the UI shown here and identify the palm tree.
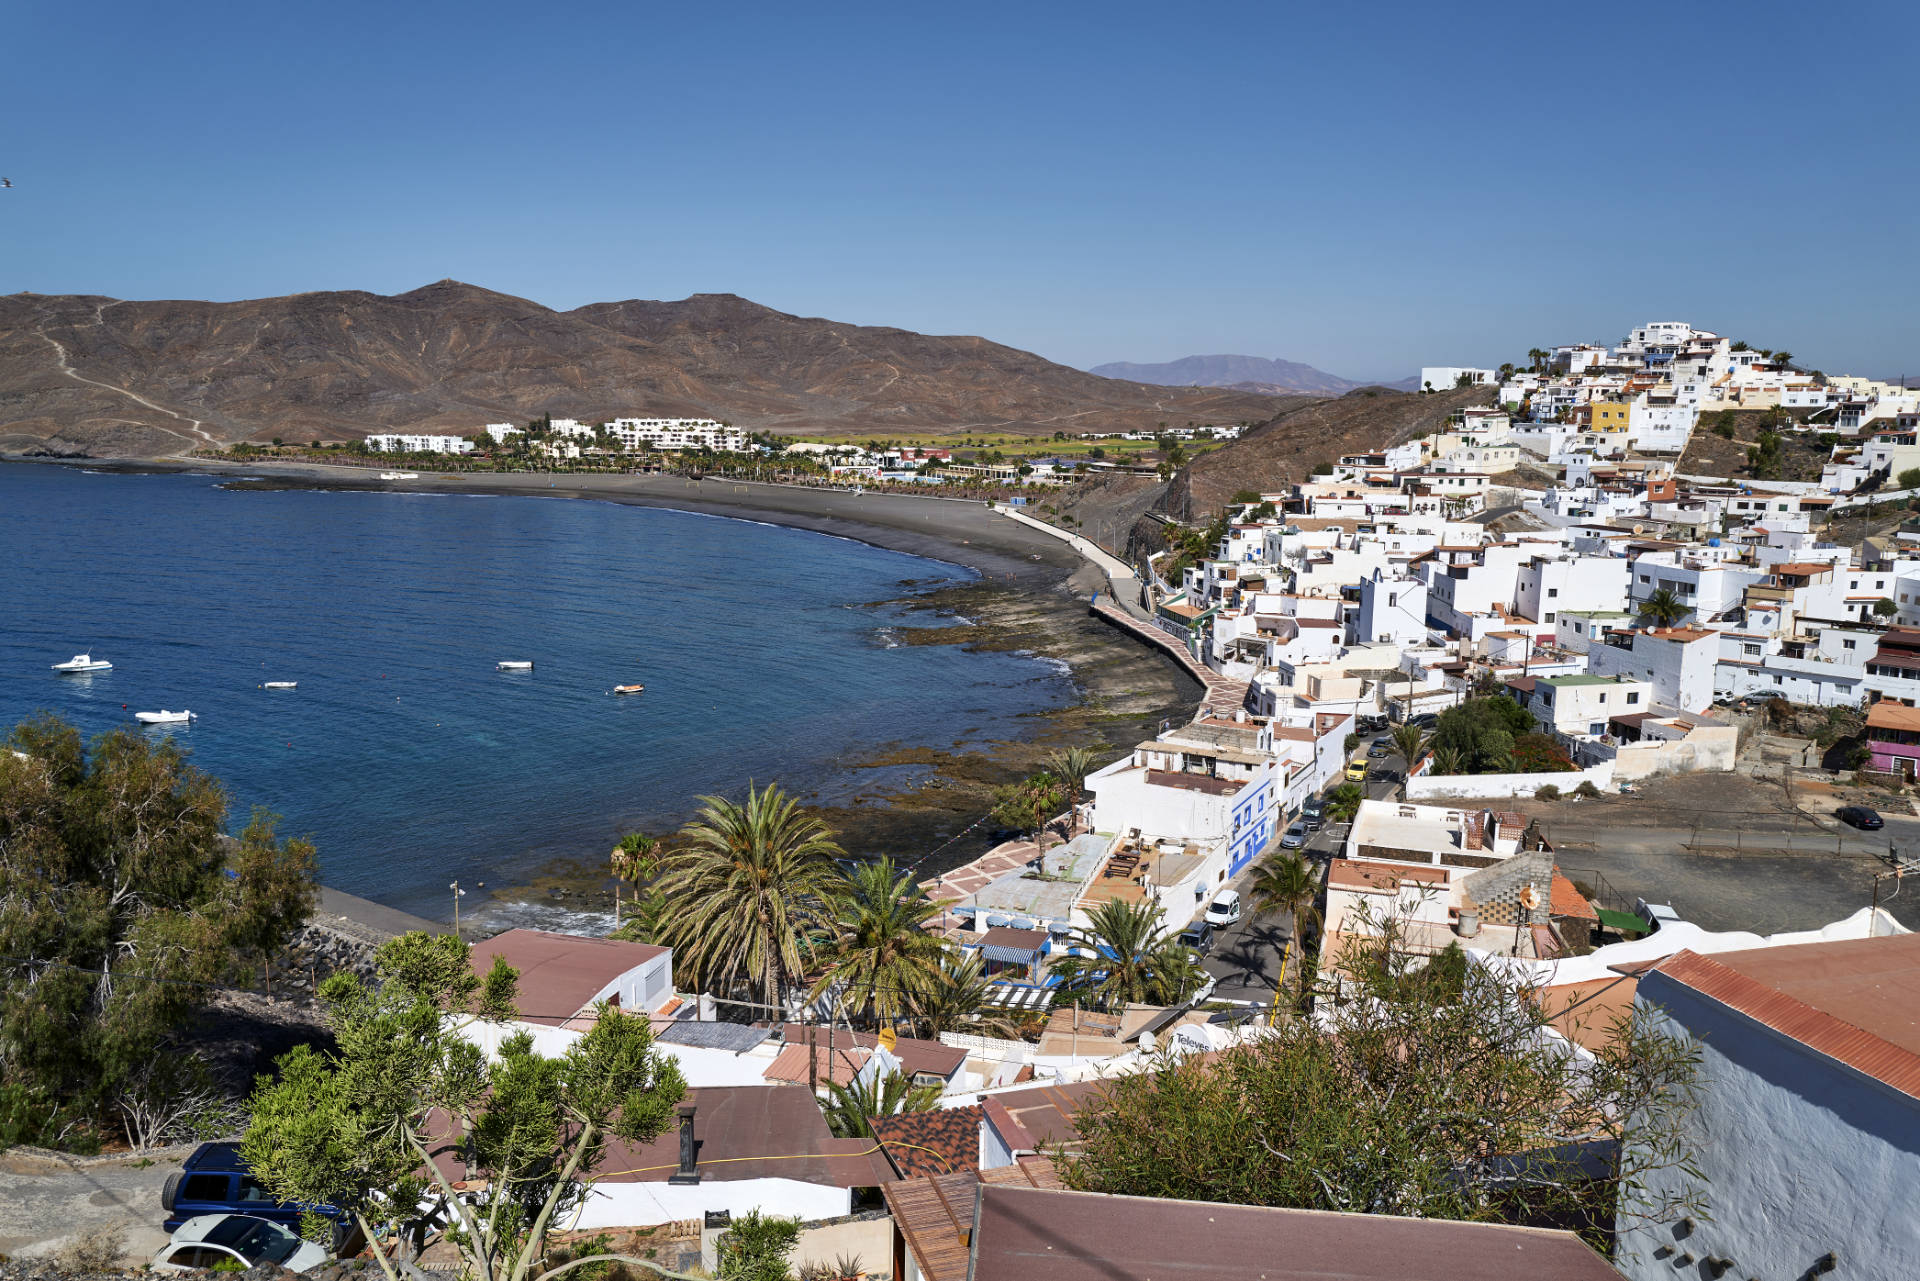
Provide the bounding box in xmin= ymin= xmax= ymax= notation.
xmin=1390 ymin=723 xmax=1428 ymax=770
xmin=1246 ymin=851 xmax=1321 ymax=937
xmin=1323 ymin=782 xmax=1364 ymax=823
xmin=610 ymin=831 xmax=660 ymax=884
xmin=1052 ymin=900 xmax=1205 ymax=1010
xmin=821 ymin=1070 xmax=942 ymax=1139
xmin=809 ymin=858 xmax=951 ymax=1025
xmin=1044 ymin=745 xmax=1103 ymax=815
xmin=654 ymin=782 xmax=844 ymax=1009
xmin=1429 ymin=744 xmax=1465 ymax=776
xmin=1637 ymin=587 xmax=1690 ymax=629
xmin=907 ymin=953 xmax=1021 ymax=1040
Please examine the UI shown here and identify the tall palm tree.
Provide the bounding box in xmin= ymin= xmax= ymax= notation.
xmin=1390 ymin=723 xmax=1428 ymax=770
xmin=1637 ymin=587 xmax=1690 ymax=629
xmin=1429 ymin=743 xmax=1466 ymax=776
xmin=1052 ymin=900 xmax=1204 ymax=1010
xmin=654 ymin=782 xmax=844 ymax=1010
xmin=809 ymin=858 xmax=951 ymax=1025
xmin=1246 ymin=850 xmax=1321 ymax=937
xmin=907 ymin=953 xmax=1021 ymax=1040
xmin=1044 ymin=745 xmax=1102 ymax=814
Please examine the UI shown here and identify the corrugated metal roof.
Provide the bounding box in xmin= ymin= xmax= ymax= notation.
xmin=1653 ymin=938 xmax=1920 ymax=1098
xmin=881 ymin=1159 xmax=1062 ymax=1281
xmin=654 ymin=1020 xmax=773 ymax=1053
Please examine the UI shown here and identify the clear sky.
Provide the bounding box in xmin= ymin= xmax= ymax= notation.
xmin=4 ymin=1 xmax=1915 ymax=380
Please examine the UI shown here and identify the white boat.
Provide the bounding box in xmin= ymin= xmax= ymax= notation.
xmin=134 ymin=710 xmax=194 ymax=725
xmin=496 ymin=660 xmax=534 ymax=671
xmin=262 ymin=681 xmax=298 ymax=690
xmin=52 ymin=653 xmax=112 ymax=673
xmin=380 ymin=471 xmax=420 ymax=480
xmin=612 ymin=683 xmax=645 ymax=695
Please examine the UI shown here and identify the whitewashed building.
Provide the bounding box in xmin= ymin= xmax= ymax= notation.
xmin=364 ymin=433 xmax=475 ymax=454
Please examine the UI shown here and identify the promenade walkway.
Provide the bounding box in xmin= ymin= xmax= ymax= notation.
xmin=1089 ymin=598 xmax=1251 ymax=718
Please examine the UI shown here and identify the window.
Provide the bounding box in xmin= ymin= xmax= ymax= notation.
xmin=1640 ymin=575 xmax=1651 ymax=584
xmin=1548 ymin=588 xmax=1559 ymax=598
xmin=1844 ymin=640 xmax=1856 ymax=651
xmin=1745 ymin=643 xmax=1761 ymax=656
xmin=181 ymin=1173 xmax=230 ymax=1201
xmin=1627 ymin=691 xmax=1640 ymax=704
xmin=1774 ymin=675 xmax=1784 ymax=685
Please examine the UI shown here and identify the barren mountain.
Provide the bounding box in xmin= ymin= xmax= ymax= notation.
xmin=0 ymin=283 xmax=1286 ymax=457
xmin=1091 ymin=354 xmax=1418 ymax=396
xmin=1053 ymin=384 xmax=1495 ymax=562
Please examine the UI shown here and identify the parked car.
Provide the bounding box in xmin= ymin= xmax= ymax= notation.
xmin=1838 ymin=805 xmax=1885 ymax=830
xmin=1204 ymin=890 xmax=1243 ymax=927
xmin=1344 ymin=760 xmax=1369 ymax=782
xmin=1188 ymin=970 xmax=1218 ymax=1006
xmin=151 ymin=1215 xmax=328 ymax=1275
xmin=1178 ymin=921 xmax=1216 ymax=955
xmin=1300 ymin=811 xmax=1323 ymax=832
xmin=1279 ymin=822 xmax=1308 ymax=849
xmin=1367 ymin=740 xmax=1389 ymax=758
xmin=1302 ymin=797 xmax=1326 ymax=825
xmin=162 ymin=1143 xmax=349 ymax=1243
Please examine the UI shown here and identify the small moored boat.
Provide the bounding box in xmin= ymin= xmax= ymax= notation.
xmin=496 ymin=660 xmax=534 ymax=671
xmin=52 ymin=653 xmax=112 ymax=673
xmin=380 ymin=471 xmax=420 ymax=480
xmin=263 ymin=681 xmax=298 ymax=690
xmin=612 ymin=684 xmax=646 ymax=695
xmin=134 ymin=710 xmax=195 ymax=725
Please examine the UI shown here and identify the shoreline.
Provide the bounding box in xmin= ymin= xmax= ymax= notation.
xmin=21 ymin=455 xmax=1094 ymax=592
xmin=6 ymin=455 xmax=1196 ymax=940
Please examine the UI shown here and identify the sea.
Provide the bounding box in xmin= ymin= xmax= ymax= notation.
xmin=0 ymin=463 xmax=1075 ymax=923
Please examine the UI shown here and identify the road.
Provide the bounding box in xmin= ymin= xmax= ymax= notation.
xmin=1201 ymin=733 xmax=1403 ymax=1005
xmin=0 ymin=1145 xmax=183 ymax=1260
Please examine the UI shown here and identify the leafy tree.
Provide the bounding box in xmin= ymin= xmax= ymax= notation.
xmin=1061 ymin=917 xmax=1705 ymax=1249
xmin=1052 ymin=900 xmax=1206 ymax=1010
xmin=1875 ymin=597 xmax=1900 ymax=618
xmin=716 ymin=1212 xmax=802 ymax=1281
xmin=1747 ymin=429 xmax=1784 ymax=479
xmin=0 ymin=717 xmax=315 ymax=1146
xmin=1428 ymin=744 xmax=1465 ymax=775
xmin=907 ymin=953 xmax=1021 ymax=1040
xmin=1636 ymin=587 xmax=1690 ymax=629
xmin=243 ymin=932 xmax=689 ymax=1281
xmin=1343 ymin=732 xmax=1361 ymax=754
xmin=991 ymin=772 xmax=1066 ymax=846
xmin=820 ymin=1069 xmax=941 ymax=1139
xmin=1430 ymin=697 xmax=1534 ymax=775
xmin=810 ymin=858 xmax=950 ymax=1025
xmin=1245 ymin=851 xmax=1320 ymax=936
xmin=1510 ymin=733 xmax=1576 ymax=773
xmin=653 ymin=783 xmax=843 ymax=1008
xmin=1898 ymin=468 xmax=1920 ymax=491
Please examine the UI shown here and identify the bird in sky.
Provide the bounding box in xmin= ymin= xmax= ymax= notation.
xmin=0 ymin=179 xmax=12 ymax=188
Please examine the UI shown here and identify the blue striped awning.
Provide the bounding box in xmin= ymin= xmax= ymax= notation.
xmin=981 ymin=939 xmax=1044 ymax=966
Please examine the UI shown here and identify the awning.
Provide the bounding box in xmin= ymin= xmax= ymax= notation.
xmin=1595 ymin=907 xmax=1647 ymax=935
xmin=980 ymin=982 xmax=1057 ymax=1012
xmin=982 ymin=940 xmax=1045 ymax=966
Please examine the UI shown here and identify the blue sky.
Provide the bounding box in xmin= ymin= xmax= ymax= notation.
xmin=4 ymin=1 xmax=1914 ymax=379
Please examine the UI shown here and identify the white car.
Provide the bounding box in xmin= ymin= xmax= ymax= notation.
xmin=151 ymin=1214 xmax=329 ymax=1274
xmin=1204 ymin=890 xmax=1242 ymax=927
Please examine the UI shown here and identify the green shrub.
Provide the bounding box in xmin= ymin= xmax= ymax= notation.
xmin=1534 ymin=784 xmax=1561 ymax=801
xmin=1574 ymin=780 xmax=1601 ymax=799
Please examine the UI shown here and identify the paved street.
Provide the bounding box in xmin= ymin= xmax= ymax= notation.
xmin=0 ymin=1145 xmax=184 ymax=1260
xmin=1201 ymin=732 xmax=1401 ymax=1005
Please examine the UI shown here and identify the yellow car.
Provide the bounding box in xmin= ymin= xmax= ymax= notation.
xmin=1344 ymin=759 xmax=1368 ymax=782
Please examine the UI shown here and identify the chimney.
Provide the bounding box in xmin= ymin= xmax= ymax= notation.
xmin=668 ymin=1104 xmax=699 ymax=1185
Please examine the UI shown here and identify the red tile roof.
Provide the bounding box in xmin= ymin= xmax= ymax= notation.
xmin=1652 ymin=935 xmax=1920 ymax=1099
xmin=870 ymin=1104 xmax=984 ymax=1179
xmin=1549 ymin=871 xmax=1598 ymax=921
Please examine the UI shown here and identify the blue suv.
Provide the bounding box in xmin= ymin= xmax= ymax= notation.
xmin=162 ymin=1143 xmax=352 ymax=1248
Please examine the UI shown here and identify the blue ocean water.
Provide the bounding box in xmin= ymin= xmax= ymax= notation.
xmin=0 ymin=464 xmax=1072 ymax=918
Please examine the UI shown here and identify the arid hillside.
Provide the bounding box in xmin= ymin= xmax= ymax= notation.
xmin=0 ymin=283 xmax=1285 ymax=456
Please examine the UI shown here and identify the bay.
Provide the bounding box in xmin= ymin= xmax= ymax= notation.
xmin=0 ymin=463 xmax=1073 ymax=918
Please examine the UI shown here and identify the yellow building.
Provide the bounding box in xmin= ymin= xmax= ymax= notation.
xmin=1590 ymin=400 xmax=1632 ymax=433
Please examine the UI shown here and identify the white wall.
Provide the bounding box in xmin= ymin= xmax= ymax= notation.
xmin=1618 ymin=984 xmax=1920 ymax=1281
xmin=567 ymin=1177 xmax=852 ymax=1232
xmin=1405 ymin=759 xmax=1613 ymax=800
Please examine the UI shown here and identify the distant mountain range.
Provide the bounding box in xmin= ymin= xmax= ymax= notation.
xmin=1090 ymin=354 xmax=1418 ymax=396
xmin=0 ymin=283 xmax=1290 ymax=457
